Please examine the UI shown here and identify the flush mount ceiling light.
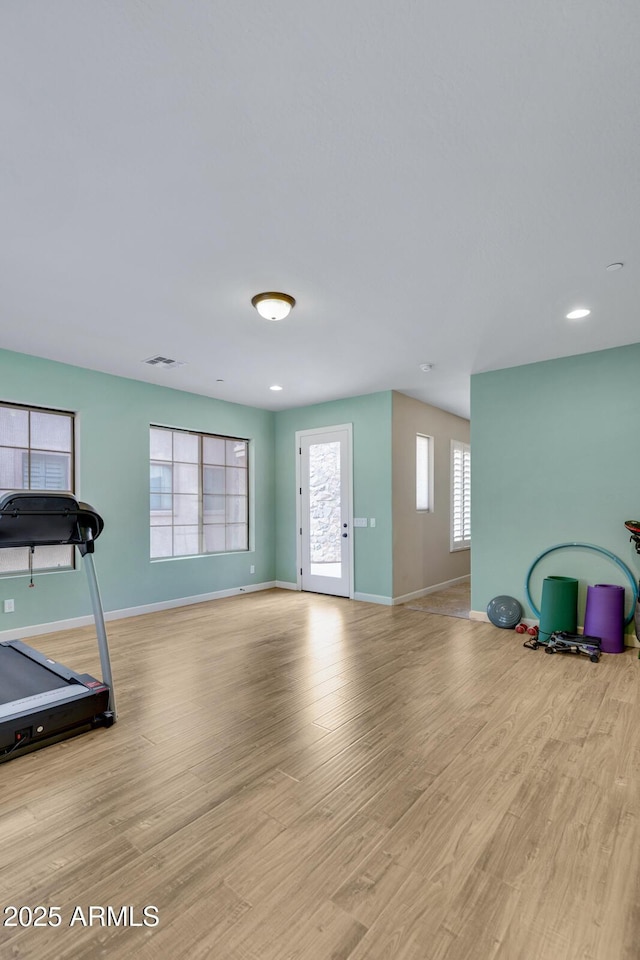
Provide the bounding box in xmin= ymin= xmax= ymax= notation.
xmin=566 ymin=308 xmax=591 ymax=320
xmin=419 ymin=362 xmax=434 ymax=372
xmin=251 ymin=292 xmax=296 ymax=321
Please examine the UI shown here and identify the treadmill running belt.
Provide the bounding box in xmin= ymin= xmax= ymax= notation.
xmin=0 ymin=645 xmax=69 ymax=706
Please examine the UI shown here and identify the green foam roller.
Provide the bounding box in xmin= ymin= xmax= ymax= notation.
xmin=539 ymin=575 xmax=578 ymax=643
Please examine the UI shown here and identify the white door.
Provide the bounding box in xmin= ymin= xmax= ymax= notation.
xmin=297 ymin=425 xmax=353 ymax=598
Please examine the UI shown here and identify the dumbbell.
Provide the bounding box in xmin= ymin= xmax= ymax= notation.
xmin=515 ymin=623 xmax=539 ymax=636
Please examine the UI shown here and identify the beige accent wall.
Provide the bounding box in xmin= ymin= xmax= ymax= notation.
xmin=392 ymin=391 xmax=470 ymax=600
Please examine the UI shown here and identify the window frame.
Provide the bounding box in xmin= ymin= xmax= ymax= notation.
xmin=150 ymin=425 xmax=250 ymax=560
xmin=0 ymin=400 xmax=77 ymax=576
xmin=450 ymin=439 xmax=471 ymax=552
xmin=416 ymin=433 xmax=434 ymax=513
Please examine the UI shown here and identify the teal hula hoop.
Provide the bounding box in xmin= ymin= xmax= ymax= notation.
xmin=525 ymin=542 xmax=638 ymax=625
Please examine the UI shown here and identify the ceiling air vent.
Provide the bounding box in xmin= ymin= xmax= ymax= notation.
xmin=142 ymin=356 xmax=187 ymax=369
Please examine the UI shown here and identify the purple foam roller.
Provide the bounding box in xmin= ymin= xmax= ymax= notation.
xmin=584 ymin=584 xmax=625 ymax=654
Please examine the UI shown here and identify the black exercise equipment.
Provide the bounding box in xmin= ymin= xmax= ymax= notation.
xmin=524 ymin=630 xmax=601 ymax=662
xmin=625 ymin=520 xmax=640 ymax=554
xmin=0 ymin=492 xmax=116 ymax=763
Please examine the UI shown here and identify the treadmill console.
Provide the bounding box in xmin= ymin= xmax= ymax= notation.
xmin=0 ymin=491 xmax=103 ymax=550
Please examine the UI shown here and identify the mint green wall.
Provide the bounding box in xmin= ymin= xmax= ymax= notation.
xmin=0 ymin=351 xmax=397 ymax=625
xmin=471 ymin=343 xmax=640 ymax=625
xmin=0 ymin=349 xmax=275 ymax=629
xmin=274 ymin=393 xmax=393 ymax=599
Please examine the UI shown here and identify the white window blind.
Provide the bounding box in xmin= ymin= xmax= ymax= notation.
xmin=416 ymin=434 xmax=433 ymax=511
xmin=451 ymin=440 xmax=471 ymax=550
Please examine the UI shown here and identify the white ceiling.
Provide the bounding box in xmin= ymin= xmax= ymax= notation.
xmin=2 ymin=1 xmax=639 ymax=420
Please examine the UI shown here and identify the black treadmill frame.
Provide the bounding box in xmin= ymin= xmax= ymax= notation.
xmin=0 ymin=492 xmax=116 ymax=763
xmin=0 ymin=640 xmax=112 ymax=757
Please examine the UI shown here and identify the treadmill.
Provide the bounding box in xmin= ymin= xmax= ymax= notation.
xmin=0 ymin=491 xmax=116 ymax=763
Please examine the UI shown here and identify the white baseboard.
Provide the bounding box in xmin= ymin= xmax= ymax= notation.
xmin=470 ymin=610 xmax=538 ymax=626
xmin=353 ymin=592 xmax=393 ymax=606
xmin=394 ymin=575 xmax=470 ymax=607
xmin=0 ymin=581 xmax=277 ymax=643
xmin=276 ymin=584 xmax=393 ymax=605
xmin=8 ymin=582 xmax=636 ymax=649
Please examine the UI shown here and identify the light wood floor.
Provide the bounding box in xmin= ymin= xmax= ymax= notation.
xmin=404 ymin=580 xmax=471 ymax=619
xmin=1 ymin=589 xmax=639 ymax=960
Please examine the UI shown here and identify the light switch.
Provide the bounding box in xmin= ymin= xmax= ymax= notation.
xmin=353 ymin=518 xmax=368 ymax=527
xmin=370 ymin=518 xmax=376 ymax=527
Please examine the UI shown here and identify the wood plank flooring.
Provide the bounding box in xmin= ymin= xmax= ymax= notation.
xmin=403 ymin=580 xmax=471 ymax=619
xmin=1 ymin=588 xmax=639 ymax=959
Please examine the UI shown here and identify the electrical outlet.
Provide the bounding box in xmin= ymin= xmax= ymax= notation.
xmin=370 ymin=518 xmax=376 ymax=527
xmin=250 ymin=565 xmax=255 ymax=574
xmin=4 ymin=599 xmax=15 ymax=613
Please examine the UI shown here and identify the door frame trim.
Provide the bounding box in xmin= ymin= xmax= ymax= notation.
xmin=295 ymin=423 xmax=354 ymax=599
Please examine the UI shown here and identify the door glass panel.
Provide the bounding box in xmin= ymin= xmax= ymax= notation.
xmin=308 ymin=441 xmax=341 ymax=579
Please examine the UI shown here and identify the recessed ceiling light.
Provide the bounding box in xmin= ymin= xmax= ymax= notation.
xmin=251 ymin=292 xmax=295 ymax=321
xmin=419 ymin=362 xmax=434 ymax=372
xmin=269 ymin=384 xmax=283 ymax=391
xmin=606 ymin=262 xmax=624 ymax=271
xmin=566 ymin=308 xmax=591 ymax=320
